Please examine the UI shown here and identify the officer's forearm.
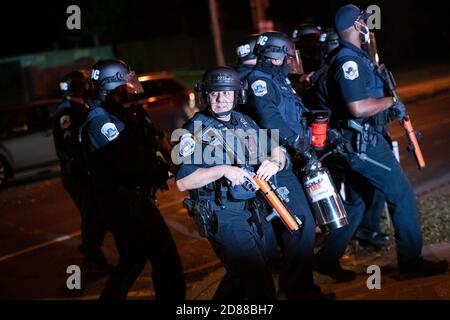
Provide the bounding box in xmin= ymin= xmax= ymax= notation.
xmin=176 ymin=166 xmax=227 ymax=192
xmin=348 ymin=97 xmax=392 ymax=118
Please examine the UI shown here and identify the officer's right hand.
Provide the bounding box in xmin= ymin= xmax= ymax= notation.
xmin=389 ymin=99 xmax=407 ymax=121
xmin=223 ymin=166 xmax=256 ymax=188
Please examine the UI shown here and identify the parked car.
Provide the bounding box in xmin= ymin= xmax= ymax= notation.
xmin=129 ymin=72 xmax=198 ymax=133
xmin=0 ymin=99 xmax=60 ymax=187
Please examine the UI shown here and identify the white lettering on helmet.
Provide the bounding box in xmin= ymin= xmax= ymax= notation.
xmin=91 ymin=69 xmax=100 ymax=80
xmin=237 ymin=44 xmax=251 ymax=57
xmin=257 ymin=36 xmax=268 ymax=46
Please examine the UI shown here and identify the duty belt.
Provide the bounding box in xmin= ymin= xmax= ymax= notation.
xmin=209 ymin=200 xmax=248 ymax=211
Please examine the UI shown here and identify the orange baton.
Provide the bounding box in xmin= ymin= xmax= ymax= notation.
xmin=252 ymin=176 xmax=301 ymax=232
xmin=402 ymin=117 xmax=426 ymax=169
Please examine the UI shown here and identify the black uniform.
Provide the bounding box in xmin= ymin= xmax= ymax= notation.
xmin=52 ymin=98 xmax=107 ymax=262
xmin=319 ymin=40 xmax=423 ymax=273
xmin=176 ymin=110 xmax=278 ymax=300
xmin=80 ymin=99 xmax=186 ymax=300
xmin=247 ymin=61 xmax=321 ymax=297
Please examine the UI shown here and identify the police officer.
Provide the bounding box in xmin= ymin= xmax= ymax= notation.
xmin=247 ymin=31 xmax=310 ymax=155
xmin=95 ymin=63 xmax=171 ymax=193
xmin=246 ymin=31 xmax=333 ymax=299
xmin=290 ymin=24 xmax=323 ymax=101
xmin=80 ymin=59 xmax=186 ymax=299
xmin=311 ymin=28 xmax=340 ymax=111
xmin=52 ymin=70 xmax=109 ymax=270
xmin=313 ymin=28 xmax=391 ymax=250
xmin=319 ymin=4 xmax=448 ymax=280
xmin=235 ymin=34 xmax=259 ymax=80
xmin=235 ymin=34 xmax=280 ymax=272
xmin=175 ymin=66 xmax=285 ymax=299
xmin=291 ymin=23 xmax=322 ymax=76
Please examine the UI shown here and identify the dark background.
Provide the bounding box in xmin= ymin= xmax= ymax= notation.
xmin=0 ymin=0 xmax=449 ymax=69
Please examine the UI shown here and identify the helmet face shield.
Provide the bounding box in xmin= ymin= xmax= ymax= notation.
xmin=287 ymin=50 xmax=303 ymax=75
xmin=125 ymin=71 xmax=144 ymax=94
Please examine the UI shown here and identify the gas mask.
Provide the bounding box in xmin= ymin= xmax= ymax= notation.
xmin=355 ymin=21 xmax=370 ymax=44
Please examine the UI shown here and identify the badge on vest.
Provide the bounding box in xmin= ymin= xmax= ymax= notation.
xmin=342 ymin=61 xmax=359 ymax=80
xmin=251 ymin=80 xmax=268 ymax=96
xmin=179 ymin=133 xmax=196 ymax=157
xmin=101 ymin=123 xmax=119 ymax=141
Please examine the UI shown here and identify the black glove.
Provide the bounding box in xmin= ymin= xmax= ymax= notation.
xmin=327 ymin=129 xmax=345 ymax=147
xmin=388 ymin=99 xmax=406 ymax=121
xmin=290 ymin=133 xmax=311 ymax=154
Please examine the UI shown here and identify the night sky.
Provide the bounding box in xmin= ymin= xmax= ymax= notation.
xmin=0 ymin=0 xmax=449 ymax=65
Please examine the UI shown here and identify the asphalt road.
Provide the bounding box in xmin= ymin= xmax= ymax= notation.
xmin=0 ymin=90 xmax=449 ymax=300
xmin=388 ymin=91 xmax=450 ymax=193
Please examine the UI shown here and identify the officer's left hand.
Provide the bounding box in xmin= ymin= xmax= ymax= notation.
xmin=389 ymin=99 xmax=407 ymax=121
xmin=257 ymin=160 xmax=280 ymax=181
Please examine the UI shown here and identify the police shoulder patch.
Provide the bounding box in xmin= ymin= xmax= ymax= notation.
xmin=59 ymin=115 xmax=71 ymax=129
xmin=101 ymin=122 xmax=119 ymax=141
xmin=251 ymin=80 xmax=268 ymax=97
xmin=179 ymin=133 xmax=196 ymax=157
xmin=342 ymin=60 xmax=359 ymax=80
xmin=59 ymin=82 xmax=69 ymax=92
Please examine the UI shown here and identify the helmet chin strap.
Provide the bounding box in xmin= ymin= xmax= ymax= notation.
xmin=211 ymin=109 xmax=233 ymax=118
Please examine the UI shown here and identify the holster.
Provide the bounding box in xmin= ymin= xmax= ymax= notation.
xmin=183 ymin=198 xmax=217 ymax=237
xmin=120 ymin=185 xmax=157 ymax=219
xmin=247 ymin=198 xmax=265 ymax=239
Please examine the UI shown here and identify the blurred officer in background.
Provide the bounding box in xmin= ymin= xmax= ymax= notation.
xmin=80 ymin=59 xmax=185 ymax=299
xmin=235 ymin=34 xmax=259 ymax=79
xmin=52 ymin=70 xmax=109 ymax=272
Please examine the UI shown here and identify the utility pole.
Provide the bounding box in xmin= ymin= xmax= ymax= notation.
xmin=250 ymin=0 xmax=272 ymax=32
xmin=250 ymin=0 xmax=266 ymax=29
xmin=208 ymin=0 xmax=226 ymax=65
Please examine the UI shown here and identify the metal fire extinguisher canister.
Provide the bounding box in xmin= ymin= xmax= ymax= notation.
xmin=303 ymin=157 xmax=348 ymax=232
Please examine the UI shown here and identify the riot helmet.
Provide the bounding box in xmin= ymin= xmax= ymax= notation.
xmin=195 ymin=66 xmax=245 ymax=118
xmin=90 ymin=59 xmax=143 ymax=101
xmin=236 ymin=34 xmax=259 ymax=64
xmin=291 ymin=24 xmax=323 ymax=73
xmin=291 ymin=23 xmax=322 ymax=43
xmin=319 ymin=28 xmax=340 ymax=57
xmin=254 ymin=31 xmax=302 ymax=74
xmin=59 ymin=70 xmax=90 ymax=98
